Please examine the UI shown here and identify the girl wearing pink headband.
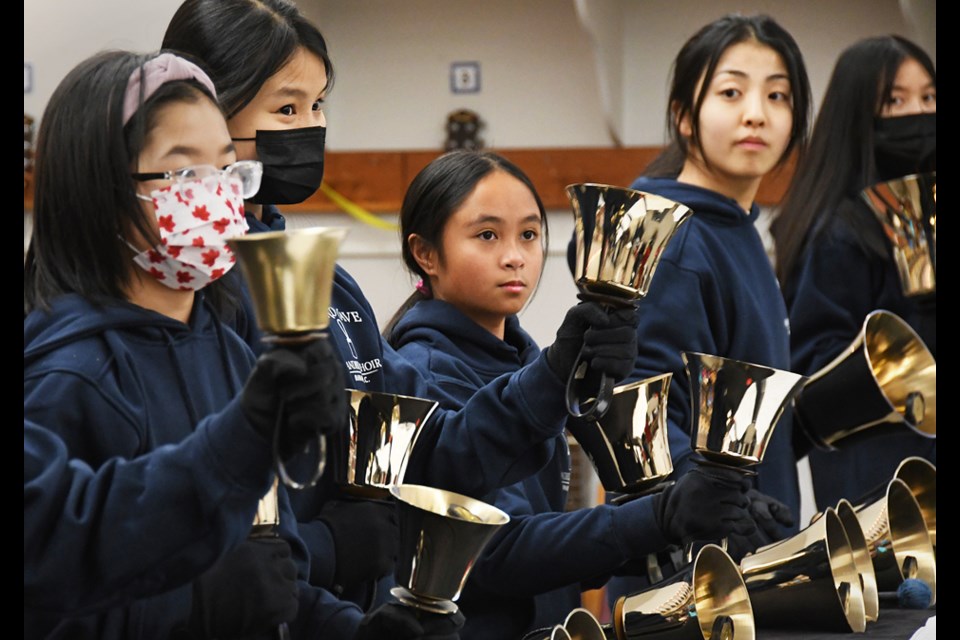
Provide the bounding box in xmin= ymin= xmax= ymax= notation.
xmin=25 ymin=49 xmax=349 ymax=638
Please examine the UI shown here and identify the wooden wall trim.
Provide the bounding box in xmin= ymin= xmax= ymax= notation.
xmin=24 ymin=146 xmax=795 ymax=214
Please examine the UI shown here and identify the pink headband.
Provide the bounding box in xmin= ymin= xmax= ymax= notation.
xmin=122 ymin=53 xmax=218 ymax=125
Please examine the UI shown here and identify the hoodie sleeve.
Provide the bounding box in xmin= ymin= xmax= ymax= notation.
xmin=786 ymin=227 xmax=887 ymax=376
xmin=24 ymin=399 xmax=275 ymax=615
xmin=467 ymin=485 xmax=668 ymax=596
xmin=400 ymin=347 xmax=565 ymax=498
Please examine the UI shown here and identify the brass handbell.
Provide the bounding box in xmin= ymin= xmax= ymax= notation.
xmin=390 ymin=484 xmax=509 ymax=616
xmin=329 ymin=390 xmax=439 ymax=498
xmin=228 ymin=227 xmax=348 ymax=489
xmin=861 ymin=172 xmax=936 ymax=297
xmin=891 ymin=457 xmax=936 ymax=550
xmin=613 ymin=544 xmax=756 ymax=640
xmin=793 ymin=310 xmax=936 ymax=451
xmin=739 ymin=508 xmax=867 ymax=632
xmin=682 ymin=352 xmax=807 ymax=468
xmin=566 ymin=373 xmax=674 ymax=496
xmin=565 ymin=183 xmax=692 ymax=419
xmin=520 ymin=608 xmax=608 ymax=640
xmin=835 ymin=499 xmax=880 ymax=622
xmin=853 ymin=477 xmax=936 ymax=604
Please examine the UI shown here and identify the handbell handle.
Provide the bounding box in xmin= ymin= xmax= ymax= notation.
xmin=267 ymin=331 xmax=331 ymax=491
xmin=564 ymin=292 xmax=637 ymax=421
xmin=565 ymin=353 xmax=614 ymax=420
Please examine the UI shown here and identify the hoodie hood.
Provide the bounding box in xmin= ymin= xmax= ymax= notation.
xmin=25 ymin=293 xmax=253 ymax=429
xmin=391 ymin=299 xmax=539 ymax=383
xmin=25 ymin=294 xmax=191 ymax=365
xmin=631 ymin=176 xmax=760 ymax=225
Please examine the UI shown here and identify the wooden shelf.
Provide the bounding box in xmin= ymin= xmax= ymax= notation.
xmin=24 ymin=146 xmax=795 ymax=214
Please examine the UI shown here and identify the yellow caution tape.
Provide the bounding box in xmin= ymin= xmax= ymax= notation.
xmin=319 ymin=182 xmax=399 ymax=232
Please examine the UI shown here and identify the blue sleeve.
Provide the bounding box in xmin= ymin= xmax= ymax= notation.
xmin=467 ymin=486 xmax=668 ymax=596
xmin=631 ymin=257 xmax=720 ymax=477
xmin=401 ymin=348 xmax=566 ymax=498
xmin=24 ymin=399 xmax=273 ymax=614
xmin=787 ymin=232 xmax=884 ymax=376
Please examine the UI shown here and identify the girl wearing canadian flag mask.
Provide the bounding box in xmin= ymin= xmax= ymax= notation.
xmin=23 ymin=50 xmax=362 ymax=638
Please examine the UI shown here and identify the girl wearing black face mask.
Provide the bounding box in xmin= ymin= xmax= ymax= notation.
xmin=771 ymin=35 xmax=936 ymax=513
xmin=161 ymin=4 xmax=643 ymax=639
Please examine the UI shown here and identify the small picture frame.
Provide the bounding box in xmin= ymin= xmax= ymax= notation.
xmin=450 ymin=62 xmax=480 ymax=94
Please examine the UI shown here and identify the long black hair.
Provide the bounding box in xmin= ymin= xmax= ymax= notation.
xmin=24 ymin=50 xmax=226 ymax=314
xmin=162 ymin=0 xmax=334 ymax=119
xmin=383 ymin=150 xmax=548 ymax=344
xmin=645 ymin=13 xmax=812 ymax=178
xmin=772 ymin=35 xmax=936 ymax=285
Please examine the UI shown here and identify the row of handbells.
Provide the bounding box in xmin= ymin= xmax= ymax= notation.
xmin=577 ymin=172 xmax=935 ymax=639
xmin=334 ymin=346 xmax=936 ymax=640
xmin=231 ymin=171 xmax=935 ymax=639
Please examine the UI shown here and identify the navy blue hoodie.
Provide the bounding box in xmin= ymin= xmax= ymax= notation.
xmin=575 ymin=178 xmax=801 ymax=605
xmin=238 ymin=207 xmax=575 ymax=609
xmin=23 ymin=293 xmax=362 ymax=639
xmin=391 ymin=300 xmax=670 ymax=639
xmin=618 ymin=177 xmax=799 ymax=515
xmin=24 ymin=408 xmax=274 ymax=616
xmin=784 ymin=199 xmax=936 ymax=509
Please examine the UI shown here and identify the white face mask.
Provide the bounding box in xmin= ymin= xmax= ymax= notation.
xmin=129 ymin=173 xmax=249 ymax=290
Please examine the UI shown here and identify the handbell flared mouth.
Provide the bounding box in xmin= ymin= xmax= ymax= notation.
xmin=567 ymin=183 xmax=692 ymax=299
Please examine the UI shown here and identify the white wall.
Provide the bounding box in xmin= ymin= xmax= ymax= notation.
xmin=25 ymin=0 xmax=935 ymax=343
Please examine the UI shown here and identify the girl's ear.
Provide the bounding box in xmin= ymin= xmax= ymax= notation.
xmin=408 ymin=234 xmax=439 ymax=277
xmin=673 ymin=101 xmax=693 ymax=139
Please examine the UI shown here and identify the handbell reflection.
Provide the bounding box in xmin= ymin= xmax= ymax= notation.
xmin=390 ymin=484 xmax=509 ymax=615
xmin=853 ymin=477 xmax=936 ymax=605
xmin=613 ymin=544 xmax=756 ymax=640
xmin=682 ymin=352 xmax=807 ymax=468
xmin=565 ymin=183 xmax=692 ymax=419
xmin=793 ymin=310 xmax=936 ymax=451
xmin=860 ymin=172 xmax=936 ymax=297
xmin=567 ymin=373 xmax=673 ymax=496
xmin=739 ymin=508 xmax=867 ymax=632
xmin=330 ymin=390 xmax=439 ymax=498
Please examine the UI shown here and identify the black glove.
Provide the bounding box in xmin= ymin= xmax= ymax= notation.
xmin=546 ymin=302 xmax=638 ymax=381
xmin=318 ymin=498 xmax=399 ymax=595
xmin=746 ymin=488 xmax=795 ymax=540
xmin=724 ymin=525 xmax=777 ymax=563
xmin=241 ymin=339 xmax=348 ymax=459
xmin=188 ymin=538 xmax=299 ymax=638
xmin=652 ymin=464 xmax=755 ymax=545
xmin=354 ymin=602 xmax=465 ymax=640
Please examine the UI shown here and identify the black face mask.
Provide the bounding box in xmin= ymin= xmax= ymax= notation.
xmin=873 ymin=112 xmax=936 ymax=182
xmin=233 ymin=126 xmax=326 ymax=204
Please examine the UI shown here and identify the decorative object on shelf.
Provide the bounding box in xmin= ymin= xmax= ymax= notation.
xmin=444 ymin=109 xmax=484 ymax=152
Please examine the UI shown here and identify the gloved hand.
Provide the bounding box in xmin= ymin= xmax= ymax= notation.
xmin=318 ymin=498 xmax=399 ymax=595
xmin=354 ymin=602 xmax=465 ymax=640
xmin=724 ymin=525 xmax=777 ymax=563
xmin=546 ymin=302 xmax=638 ymax=381
xmin=652 ymin=464 xmax=755 ymax=545
xmin=241 ymin=338 xmax=348 ymax=459
xmin=746 ymin=488 xmax=795 ymax=540
xmin=187 ymin=538 xmax=299 ymax=638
